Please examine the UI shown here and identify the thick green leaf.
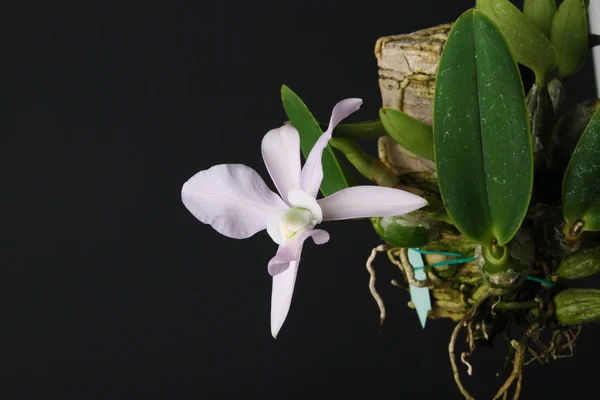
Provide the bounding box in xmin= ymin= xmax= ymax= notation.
xmin=281 ymin=85 xmax=355 ymax=196
xmin=379 ymin=108 xmax=434 ymax=161
xmin=320 ymin=120 xmax=388 ymax=140
xmin=562 ymin=107 xmax=600 ymax=233
xmin=434 ymin=10 xmax=533 ymax=246
xmin=523 ymin=0 xmax=556 ymax=38
xmin=477 ymin=0 xmax=557 ymax=86
xmin=551 ymin=0 xmax=588 ymax=78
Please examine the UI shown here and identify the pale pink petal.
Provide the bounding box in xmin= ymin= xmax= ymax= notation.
xmin=271 ymin=260 xmax=299 ymax=339
xmin=270 ymin=228 xmax=330 ymax=339
xmin=317 ymin=186 xmax=428 ymax=221
xmin=267 ymin=229 xmax=330 ymax=276
xmin=300 ymin=98 xmax=363 ymax=198
xmin=261 ymin=125 xmax=301 ymax=203
xmin=181 ymin=164 xmax=287 ymax=239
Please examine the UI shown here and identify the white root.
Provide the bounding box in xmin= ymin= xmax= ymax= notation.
xmin=366 ymin=245 xmax=390 ymax=326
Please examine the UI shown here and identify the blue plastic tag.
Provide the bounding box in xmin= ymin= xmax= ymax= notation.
xmin=408 ymin=248 xmax=431 ymax=328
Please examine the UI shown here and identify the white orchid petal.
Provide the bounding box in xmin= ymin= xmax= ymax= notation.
xmin=269 ymin=228 xmax=330 ymax=339
xmin=327 ymin=98 xmax=364 ymax=128
xmin=317 ymin=186 xmax=428 ymax=221
xmin=181 ymin=164 xmax=287 ymax=239
xmin=300 ymin=98 xmax=363 ymax=198
xmin=271 ymin=260 xmax=299 ymax=339
xmin=261 ymin=125 xmax=302 ymax=203
xmin=287 ymin=189 xmax=323 ymax=223
xmin=267 ymin=229 xmax=330 ymax=276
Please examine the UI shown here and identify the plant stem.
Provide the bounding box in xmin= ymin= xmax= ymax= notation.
xmin=494 ymin=301 xmax=539 ymax=311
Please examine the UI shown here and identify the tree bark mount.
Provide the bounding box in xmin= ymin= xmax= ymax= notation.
xmin=375 ymin=24 xmax=451 ymax=125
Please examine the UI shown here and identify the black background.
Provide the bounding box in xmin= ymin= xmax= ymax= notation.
xmin=7 ymin=0 xmax=600 ymax=398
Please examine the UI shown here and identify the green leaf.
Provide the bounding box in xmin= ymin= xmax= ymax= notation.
xmin=433 ymin=9 xmax=533 ymax=247
xmin=320 ymin=120 xmax=388 ymax=140
xmin=281 ymin=85 xmax=355 ymax=196
xmin=562 ymin=107 xmax=600 ymax=234
xmin=551 ymin=0 xmax=588 ymax=78
xmin=523 ymin=0 xmax=556 ymax=38
xmin=379 ymin=108 xmax=434 ymax=161
xmin=477 ymin=0 xmax=557 ymax=86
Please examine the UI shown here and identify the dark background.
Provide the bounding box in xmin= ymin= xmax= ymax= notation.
xmin=7 ymin=0 xmax=600 ymax=398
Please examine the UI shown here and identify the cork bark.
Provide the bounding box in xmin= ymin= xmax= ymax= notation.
xmin=375 ymin=24 xmax=451 ymax=177
xmin=375 ymin=24 xmax=451 ymax=125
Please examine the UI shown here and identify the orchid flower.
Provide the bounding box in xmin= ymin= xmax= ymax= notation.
xmin=181 ymin=98 xmax=428 ymax=338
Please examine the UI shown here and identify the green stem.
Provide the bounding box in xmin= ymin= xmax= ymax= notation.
xmin=495 ymin=300 xmax=539 ymax=310
xmin=321 ymin=120 xmax=388 ymax=140
xmin=329 ymin=138 xmax=399 ymax=187
xmin=534 ymin=71 xmax=547 ymax=88
xmin=471 ymin=284 xmax=491 ymax=302
xmin=428 ymin=207 xmax=454 ymax=224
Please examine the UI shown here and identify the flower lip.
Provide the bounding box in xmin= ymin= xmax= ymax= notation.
xmin=266 ymin=189 xmax=323 ymax=245
xmin=287 ymin=189 xmax=323 ymax=223
xmin=280 ymin=208 xmax=316 ymax=239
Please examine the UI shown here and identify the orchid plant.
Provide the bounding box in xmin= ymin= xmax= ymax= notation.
xmin=181 ymin=99 xmax=427 ymax=338
xmin=182 ymin=0 xmax=600 ymax=398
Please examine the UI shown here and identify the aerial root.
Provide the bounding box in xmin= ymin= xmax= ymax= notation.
xmin=492 ymin=325 xmax=537 ymax=400
xmin=449 ymin=317 xmax=475 ymax=400
xmin=366 ymin=244 xmax=390 ymax=327
xmin=392 ymin=247 xmax=432 ymax=288
xmin=513 ymin=371 xmax=523 ymax=400
xmin=467 ymin=321 xmax=476 ymax=352
xmin=555 ymin=326 xmax=581 ymax=358
xmin=461 ymin=352 xmax=473 ymax=376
